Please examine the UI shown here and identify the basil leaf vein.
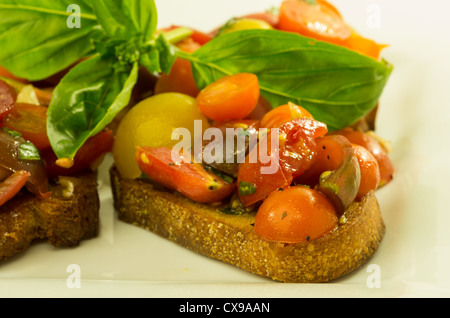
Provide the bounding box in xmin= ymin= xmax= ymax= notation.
xmin=179 ymin=29 xmax=393 ymax=130
xmin=47 ymin=56 xmax=139 ymax=159
xmin=0 ymin=0 xmax=102 ymax=81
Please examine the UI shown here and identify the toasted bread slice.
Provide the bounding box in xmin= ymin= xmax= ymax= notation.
xmin=0 ymin=171 xmax=100 ymax=262
xmin=110 ymin=166 xmax=385 ymax=283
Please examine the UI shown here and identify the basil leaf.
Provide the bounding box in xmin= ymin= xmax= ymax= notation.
xmin=91 ymin=0 xmax=157 ymax=42
xmin=47 ymin=55 xmax=139 ymax=159
xmin=0 ymin=0 xmax=102 ymax=81
xmin=2 ymin=127 xmax=22 ymax=138
xmin=18 ymin=141 xmax=41 ymax=161
xmin=179 ymin=29 xmax=393 ymax=130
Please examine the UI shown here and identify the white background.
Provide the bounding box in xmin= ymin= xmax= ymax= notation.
xmin=1 ymin=0 xmax=450 ymax=298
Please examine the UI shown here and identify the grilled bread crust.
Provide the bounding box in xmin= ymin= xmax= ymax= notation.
xmin=0 ymin=171 xmax=100 ymax=261
xmin=110 ymin=166 xmax=385 ymax=283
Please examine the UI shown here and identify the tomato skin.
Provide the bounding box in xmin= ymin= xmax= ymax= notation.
xmin=237 ymin=155 xmax=293 ymax=208
xmin=154 ymin=58 xmax=200 ymax=98
xmin=0 ymin=170 xmax=30 ymax=207
xmin=237 ymin=127 xmax=293 ymax=207
xmin=197 ymin=73 xmax=260 ymax=122
xmin=346 ymin=32 xmax=387 ymax=60
xmin=190 ymin=29 xmax=214 ymax=45
xmin=278 ymin=0 xmax=352 ymax=45
xmin=353 ymin=144 xmax=380 ymax=200
xmin=296 ymin=134 xmax=343 ymax=187
xmin=42 ymin=129 xmax=114 ymax=179
xmin=278 ymin=118 xmax=328 ymax=178
xmin=2 ymin=103 xmax=50 ymax=150
xmin=136 ymin=147 xmax=235 ymax=203
xmin=331 ymin=128 xmax=394 ymax=187
xmin=0 ymin=65 xmax=28 ymax=84
xmin=254 ymin=186 xmax=338 ymax=243
xmin=0 ymin=80 xmax=17 ymax=122
xmin=260 ymin=102 xmax=313 ymax=129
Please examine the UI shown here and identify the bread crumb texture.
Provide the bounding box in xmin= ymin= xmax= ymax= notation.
xmin=0 ymin=172 xmax=100 ymax=261
xmin=110 ymin=167 xmax=385 ymax=283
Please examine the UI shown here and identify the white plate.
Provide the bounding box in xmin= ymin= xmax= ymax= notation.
xmin=1 ymin=0 xmax=450 ymax=298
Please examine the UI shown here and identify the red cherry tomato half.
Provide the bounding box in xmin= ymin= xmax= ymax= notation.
xmin=352 ymin=144 xmax=380 ymax=200
xmin=254 ymin=186 xmax=338 ymax=243
xmin=331 ymin=128 xmax=394 ymax=187
xmin=0 ymin=170 xmax=30 ymax=208
xmin=42 ymin=129 xmax=114 ymax=178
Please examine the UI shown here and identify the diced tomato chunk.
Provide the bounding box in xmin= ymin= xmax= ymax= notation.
xmin=136 ymin=146 xmax=236 ymax=203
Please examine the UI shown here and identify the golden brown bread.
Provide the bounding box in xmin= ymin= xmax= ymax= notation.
xmin=0 ymin=171 xmax=100 ymax=262
xmin=110 ymin=166 xmax=385 ymax=283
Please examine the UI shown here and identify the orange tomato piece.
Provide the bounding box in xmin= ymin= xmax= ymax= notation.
xmin=254 ymin=186 xmax=338 ymax=243
xmin=278 ymin=0 xmax=352 ymax=46
xmin=197 ymin=73 xmax=260 ymax=122
xmin=0 ymin=65 xmax=29 ymax=84
xmin=260 ymin=102 xmax=313 ymax=129
xmin=345 ymin=32 xmax=388 ymax=60
xmin=278 ymin=0 xmax=386 ymax=59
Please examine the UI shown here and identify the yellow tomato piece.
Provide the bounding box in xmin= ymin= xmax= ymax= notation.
xmin=221 ymin=18 xmax=273 ymax=34
xmin=113 ymin=93 xmax=210 ymax=179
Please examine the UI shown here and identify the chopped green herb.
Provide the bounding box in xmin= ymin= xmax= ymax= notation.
xmin=204 ymin=165 xmax=235 ymax=184
xmin=220 ymin=194 xmax=255 ymax=215
xmin=216 ymin=17 xmax=238 ymax=37
xmin=208 ymin=184 xmax=218 ymax=191
xmin=2 ymin=127 xmax=22 ymax=138
xmin=238 ymin=181 xmax=257 ymax=196
xmin=266 ymin=6 xmax=280 ymax=16
xmin=18 ymin=141 xmax=41 ymax=161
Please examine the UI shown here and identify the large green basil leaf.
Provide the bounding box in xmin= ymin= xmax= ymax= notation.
xmin=179 ymin=29 xmax=393 ymax=130
xmin=0 ymin=0 xmax=102 ymax=81
xmin=47 ymin=55 xmax=139 ymax=159
xmin=91 ymin=0 xmax=157 ymax=42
